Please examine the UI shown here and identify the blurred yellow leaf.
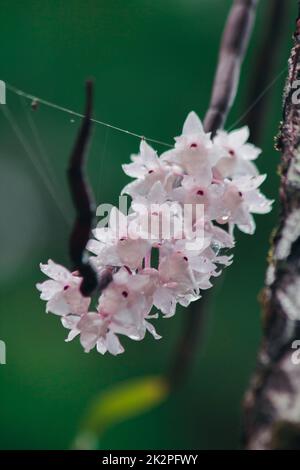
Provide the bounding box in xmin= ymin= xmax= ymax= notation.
xmin=74 ymin=375 xmax=169 ymax=449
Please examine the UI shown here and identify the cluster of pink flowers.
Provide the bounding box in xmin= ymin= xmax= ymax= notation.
xmin=37 ymin=112 xmax=272 ymax=355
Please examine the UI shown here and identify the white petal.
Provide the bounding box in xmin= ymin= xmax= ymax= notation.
xmin=62 ymin=314 xmax=81 ymax=342
xmin=36 ymin=280 xmax=61 ymax=300
xmin=117 ymin=238 xmax=149 ymax=269
xmin=235 ymin=159 xmax=259 ymax=177
xmin=240 ymin=143 xmax=261 ymax=160
xmin=153 ymin=287 xmax=176 ymax=317
xmin=140 ymin=140 xmax=159 ymax=167
xmin=228 ymin=126 xmax=249 ymax=147
xmin=145 ymin=320 xmax=162 ymax=340
xmin=96 ymin=337 xmax=107 ymax=354
xmin=105 ymin=331 xmax=125 ymax=355
xmin=46 ymin=292 xmax=70 ymax=316
xmin=233 ymin=174 xmax=266 ymax=191
xmin=237 ymin=213 xmax=256 ymax=234
xmin=40 ymin=259 xmax=72 ymax=282
xmin=246 ymin=191 xmax=273 ymax=214
xmin=109 ymin=207 xmax=128 ymax=237
xmin=182 ymin=111 xmax=204 ymax=135
xmin=61 ymin=314 xmax=80 ymax=330
xmin=65 ymin=329 xmax=80 ymax=342
xmin=122 ymin=162 xmax=146 ymax=178
xmin=64 ymin=287 xmax=91 ymax=315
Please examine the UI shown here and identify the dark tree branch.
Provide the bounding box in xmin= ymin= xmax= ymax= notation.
xmin=204 ymin=0 xmax=258 ymax=135
xmin=243 ymin=10 xmax=300 ymax=450
xmin=246 ymin=0 xmax=289 ymax=144
xmin=68 ymin=81 xmax=112 ymax=296
xmin=168 ymin=0 xmax=258 ymax=387
xmin=168 ymin=292 xmax=210 ymax=388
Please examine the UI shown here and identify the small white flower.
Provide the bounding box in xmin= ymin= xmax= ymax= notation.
xmin=218 ymin=175 xmax=273 ymax=234
xmin=37 ymin=111 xmax=272 ymax=356
xmin=69 ymin=312 xmax=125 ymax=356
xmin=122 ymin=140 xmax=178 ymax=198
xmin=130 ymin=182 xmax=184 ymax=243
xmin=161 ymin=112 xmax=219 ymax=180
xmin=88 ymin=207 xmax=150 ymax=270
xmin=214 ymin=126 xmax=260 ymax=178
xmin=36 ymin=260 xmax=90 ymax=316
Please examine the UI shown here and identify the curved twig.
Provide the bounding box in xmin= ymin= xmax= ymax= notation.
xmin=246 ymin=0 xmax=289 ymax=144
xmin=204 ymin=0 xmax=258 ymax=135
xmin=68 ymin=81 xmax=112 ymax=296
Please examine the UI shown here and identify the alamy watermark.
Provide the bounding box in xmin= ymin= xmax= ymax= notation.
xmin=291 ymin=340 xmax=300 ymax=365
xmin=291 ymin=80 xmax=300 ymax=105
xmin=0 ymin=80 xmax=6 ymax=104
xmin=0 ymin=340 xmax=6 ymax=365
xmin=95 ymin=196 xmax=205 ymax=251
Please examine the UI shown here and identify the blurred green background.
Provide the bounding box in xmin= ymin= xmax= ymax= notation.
xmin=0 ymin=0 xmax=296 ymax=450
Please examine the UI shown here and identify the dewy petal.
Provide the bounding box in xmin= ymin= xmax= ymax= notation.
xmin=182 ymin=111 xmax=204 ymax=135
xmin=245 ymin=190 xmax=273 ymax=214
xmin=233 ymin=174 xmax=266 ymax=191
xmin=153 ymin=287 xmax=176 ymax=317
xmin=208 ymin=224 xmax=235 ymax=248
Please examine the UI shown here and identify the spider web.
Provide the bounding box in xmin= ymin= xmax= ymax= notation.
xmin=0 ymin=84 xmax=172 ymax=227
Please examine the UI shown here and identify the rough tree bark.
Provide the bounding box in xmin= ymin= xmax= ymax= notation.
xmin=243 ymin=8 xmax=300 ymax=450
